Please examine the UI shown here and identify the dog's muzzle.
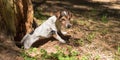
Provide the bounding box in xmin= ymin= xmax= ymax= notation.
xmin=51 ymin=30 xmax=56 ymax=35
xmin=66 ymin=24 xmax=72 ymax=28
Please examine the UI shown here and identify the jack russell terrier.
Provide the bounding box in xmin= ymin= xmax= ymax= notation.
xmin=21 ymin=10 xmax=73 ymax=49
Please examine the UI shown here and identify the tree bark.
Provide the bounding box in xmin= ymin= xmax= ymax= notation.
xmin=14 ymin=0 xmax=34 ymax=41
xmin=0 ymin=0 xmax=23 ymax=60
xmin=0 ymin=0 xmax=34 ymax=59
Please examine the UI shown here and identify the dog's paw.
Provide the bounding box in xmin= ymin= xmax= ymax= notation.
xmin=60 ymin=40 xmax=66 ymax=43
xmin=62 ymin=31 xmax=67 ymax=35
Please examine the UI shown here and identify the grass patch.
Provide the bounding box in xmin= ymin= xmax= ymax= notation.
xmin=21 ymin=50 xmax=37 ymax=60
xmin=80 ymin=55 xmax=89 ymax=60
xmin=21 ymin=46 xmax=79 ymax=60
xmin=102 ymin=29 xmax=108 ymax=34
xmin=101 ymin=14 xmax=108 ymax=23
xmin=74 ymin=39 xmax=84 ymax=46
xmin=86 ymin=32 xmax=96 ymax=42
xmin=91 ymin=8 xmax=97 ymax=14
xmin=94 ymin=55 xmax=100 ymax=60
xmin=34 ymin=10 xmax=49 ymax=20
xmin=40 ymin=46 xmax=79 ymax=60
xmin=34 ymin=10 xmax=50 ymax=25
xmin=78 ymin=20 xmax=87 ymax=25
xmin=71 ymin=19 xmax=78 ymax=25
xmin=117 ymin=46 xmax=120 ymax=53
xmin=114 ymin=45 xmax=120 ymax=60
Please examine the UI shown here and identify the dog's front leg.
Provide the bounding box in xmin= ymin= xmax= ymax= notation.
xmin=23 ymin=36 xmax=40 ymax=49
xmin=61 ymin=31 xmax=67 ymax=35
xmin=53 ymin=32 xmax=66 ymax=43
xmin=58 ymin=30 xmax=67 ymax=35
xmin=57 ymin=30 xmax=67 ymax=38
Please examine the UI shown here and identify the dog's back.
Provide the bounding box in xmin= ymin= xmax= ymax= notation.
xmin=32 ymin=16 xmax=57 ymax=37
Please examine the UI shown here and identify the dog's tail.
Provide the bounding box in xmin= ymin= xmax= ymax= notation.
xmin=21 ymin=33 xmax=30 ymax=44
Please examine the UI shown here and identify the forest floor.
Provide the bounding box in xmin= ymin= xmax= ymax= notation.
xmin=22 ymin=0 xmax=120 ymax=60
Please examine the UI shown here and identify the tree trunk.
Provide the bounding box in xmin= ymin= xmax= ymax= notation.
xmin=0 ymin=0 xmax=23 ymax=60
xmin=0 ymin=0 xmax=34 ymax=59
xmin=14 ymin=0 xmax=34 ymax=41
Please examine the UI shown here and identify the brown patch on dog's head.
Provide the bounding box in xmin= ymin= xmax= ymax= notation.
xmin=55 ymin=10 xmax=73 ymax=28
xmin=55 ymin=10 xmax=72 ymax=19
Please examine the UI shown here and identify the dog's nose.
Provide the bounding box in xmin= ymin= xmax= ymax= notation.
xmin=51 ymin=30 xmax=56 ymax=35
xmin=67 ymin=24 xmax=71 ymax=28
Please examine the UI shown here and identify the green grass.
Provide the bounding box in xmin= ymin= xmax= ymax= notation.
xmin=94 ymin=55 xmax=100 ymax=60
xmin=101 ymin=14 xmax=108 ymax=23
xmin=71 ymin=19 xmax=78 ymax=25
xmin=81 ymin=55 xmax=89 ymax=60
xmin=40 ymin=46 xmax=79 ymax=60
xmin=91 ymin=8 xmax=97 ymax=14
xmin=74 ymin=39 xmax=84 ymax=46
xmin=21 ymin=50 xmax=37 ymax=60
xmin=114 ymin=46 xmax=120 ymax=60
xmin=28 ymin=48 xmax=37 ymax=54
xmin=34 ymin=10 xmax=49 ymax=20
xmin=21 ymin=47 xmax=38 ymax=60
xmin=117 ymin=46 xmax=120 ymax=53
xmin=86 ymin=32 xmax=96 ymax=42
xmin=21 ymin=46 xmax=79 ymax=60
xmin=101 ymin=29 xmax=108 ymax=35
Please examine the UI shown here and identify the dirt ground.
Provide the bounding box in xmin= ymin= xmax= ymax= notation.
xmin=31 ymin=0 xmax=120 ymax=60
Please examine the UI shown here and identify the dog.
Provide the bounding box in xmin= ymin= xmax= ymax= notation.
xmin=21 ymin=10 xmax=72 ymax=49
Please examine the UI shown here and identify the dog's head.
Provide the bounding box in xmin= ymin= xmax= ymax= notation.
xmin=55 ymin=10 xmax=72 ymax=28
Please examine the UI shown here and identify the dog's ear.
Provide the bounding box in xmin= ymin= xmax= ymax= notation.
xmin=55 ymin=11 xmax=67 ymax=19
xmin=61 ymin=11 xmax=67 ymax=16
xmin=55 ymin=11 xmax=61 ymax=19
xmin=55 ymin=10 xmax=72 ymax=20
xmin=69 ymin=12 xmax=73 ymax=20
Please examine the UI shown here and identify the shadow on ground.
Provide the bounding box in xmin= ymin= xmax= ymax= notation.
xmin=33 ymin=0 xmax=120 ymax=21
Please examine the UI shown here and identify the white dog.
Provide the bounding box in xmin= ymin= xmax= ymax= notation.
xmin=21 ymin=10 xmax=72 ymax=49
